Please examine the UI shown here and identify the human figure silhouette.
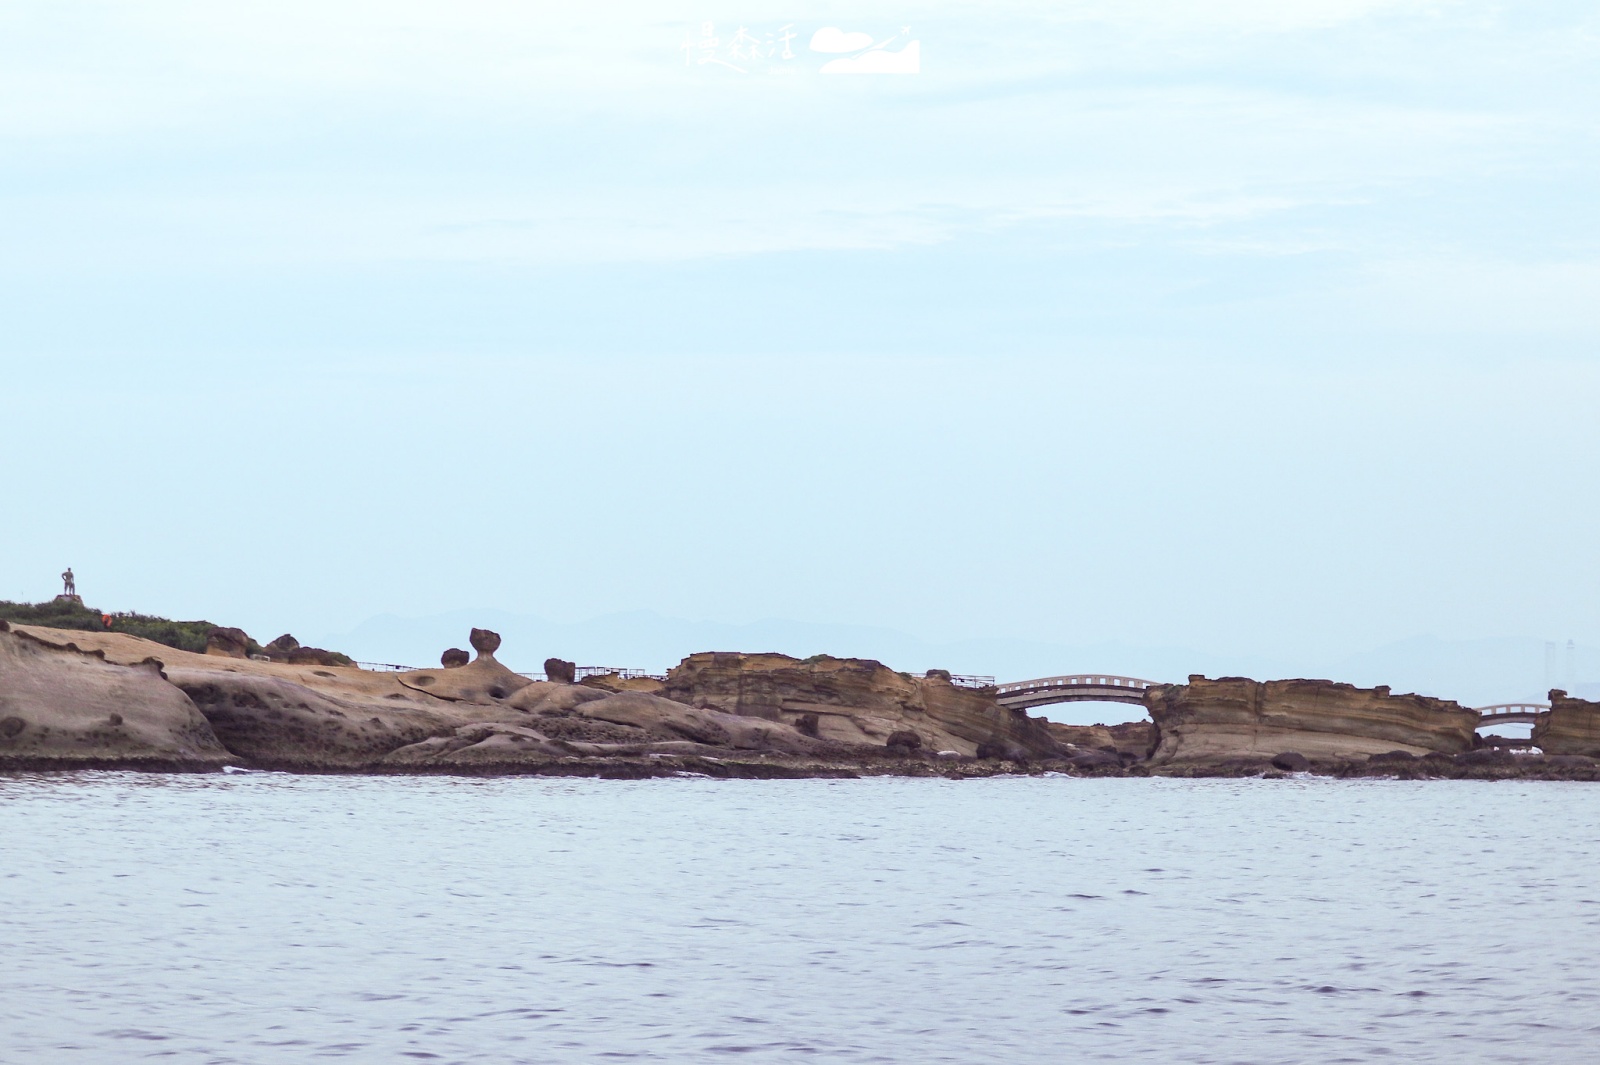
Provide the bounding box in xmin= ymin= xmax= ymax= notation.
xmin=62 ymin=567 xmax=76 ymax=597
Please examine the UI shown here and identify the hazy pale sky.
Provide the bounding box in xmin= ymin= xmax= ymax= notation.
xmin=3 ymin=1 xmax=1597 ymax=665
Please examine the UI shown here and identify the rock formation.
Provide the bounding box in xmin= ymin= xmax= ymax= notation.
xmin=1046 ymin=720 xmax=1151 ymax=757
xmin=470 ymin=628 xmax=502 ymax=657
xmin=170 ymin=666 xmax=457 ymax=768
xmin=1146 ymin=676 xmax=1478 ymax=763
xmin=0 ymin=621 xmax=231 ymax=768
xmin=260 ymin=633 xmax=348 ymax=667
xmin=1532 ymin=691 xmax=1600 ymax=756
xmin=204 ymin=626 xmax=251 ymax=659
xmin=441 ymin=648 xmax=470 ymax=668
xmin=18 ymin=618 xmax=1582 ymax=779
xmin=397 ymin=655 xmax=533 ymax=704
xmin=1 ymin=623 xmax=847 ymax=773
xmin=660 ymin=652 xmax=1061 ymax=759
xmin=544 ymin=657 xmax=576 ymax=684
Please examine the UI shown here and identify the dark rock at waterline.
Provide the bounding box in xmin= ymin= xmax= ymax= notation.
xmin=1455 ymin=748 xmax=1515 ymax=766
xmin=1068 ymin=749 xmax=1122 ymax=770
xmin=1369 ymin=750 xmax=1417 ymax=764
xmin=1544 ymin=754 xmax=1597 ymax=767
xmin=1270 ymin=752 xmax=1310 ymax=772
xmin=885 ymin=730 xmax=923 ymax=751
xmin=977 ymin=740 xmax=1030 ymax=761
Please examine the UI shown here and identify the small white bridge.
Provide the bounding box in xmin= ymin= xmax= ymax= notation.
xmin=1474 ymin=703 xmax=1548 ymax=727
xmin=995 ymin=674 xmax=1162 ymax=710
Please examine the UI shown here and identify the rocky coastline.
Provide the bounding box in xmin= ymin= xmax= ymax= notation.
xmin=3 ymin=620 xmax=1598 ymax=781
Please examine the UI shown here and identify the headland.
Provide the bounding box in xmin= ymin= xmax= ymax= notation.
xmin=2 ymin=607 xmax=1597 ymax=780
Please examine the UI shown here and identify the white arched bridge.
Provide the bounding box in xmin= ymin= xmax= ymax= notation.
xmin=1474 ymin=703 xmax=1548 ymax=726
xmin=991 ymin=676 xmax=1553 ymax=731
xmin=995 ymin=674 xmax=1162 ymax=710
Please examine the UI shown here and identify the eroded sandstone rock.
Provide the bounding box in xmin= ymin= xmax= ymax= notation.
xmin=1532 ymin=691 xmax=1600 ymax=756
xmin=1045 ymin=720 xmax=1152 ymax=758
xmin=205 ymin=626 xmax=251 ymax=659
xmin=661 ymin=652 xmax=1060 ymax=759
xmin=544 ymin=657 xmax=576 ymax=684
xmin=0 ymin=622 xmax=230 ymax=768
xmin=1146 ymin=676 xmax=1477 ymax=764
xmin=171 ymin=667 xmax=456 ymax=767
xmin=397 ymin=631 xmax=533 ymax=703
xmin=441 ymin=648 xmax=470 ymax=668
xmin=470 ymin=628 xmax=502 ymax=657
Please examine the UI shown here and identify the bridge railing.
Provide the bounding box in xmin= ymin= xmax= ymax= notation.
xmin=995 ymin=674 xmax=1160 ymax=695
xmin=573 ymin=667 xmax=667 ymax=681
xmin=354 ymin=662 xmax=666 ymax=682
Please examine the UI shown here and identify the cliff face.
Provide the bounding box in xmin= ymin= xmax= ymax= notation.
xmin=661 ymin=652 xmax=1061 ymax=758
xmin=1146 ymin=676 xmax=1478 ymax=763
xmin=1532 ymin=691 xmax=1600 ymax=756
xmin=0 ymin=622 xmax=231 ymax=768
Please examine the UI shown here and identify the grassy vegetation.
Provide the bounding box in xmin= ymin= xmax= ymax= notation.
xmin=0 ymin=599 xmax=239 ymax=655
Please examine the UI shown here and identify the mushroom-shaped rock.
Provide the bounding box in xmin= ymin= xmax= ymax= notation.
xmin=441 ymin=648 xmax=470 ymax=668
xmin=265 ymin=634 xmax=300 ymax=654
xmin=204 ymin=626 xmax=251 ymax=659
xmin=399 ymin=657 xmax=532 ymax=704
xmin=544 ymin=657 xmax=576 ymax=684
xmin=470 ymin=628 xmax=501 ymax=658
xmin=397 ymin=630 xmax=530 ymax=703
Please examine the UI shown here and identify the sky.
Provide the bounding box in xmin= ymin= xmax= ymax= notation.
xmin=2 ymin=1 xmax=1597 ymax=689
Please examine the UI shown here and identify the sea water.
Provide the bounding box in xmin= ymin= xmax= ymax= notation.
xmin=2 ymin=772 xmax=1597 ymax=1063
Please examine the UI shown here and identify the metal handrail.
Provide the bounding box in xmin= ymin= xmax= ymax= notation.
xmin=994 ymin=674 xmax=1161 ymax=695
xmin=355 ymin=661 xmax=661 ymax=681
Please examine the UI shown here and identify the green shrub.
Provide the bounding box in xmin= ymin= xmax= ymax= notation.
xmin=0 ymin=599 xmax=219 ymax=655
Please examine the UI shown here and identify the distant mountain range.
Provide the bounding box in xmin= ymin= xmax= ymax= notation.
xmin=310 ymin=609 xmax=1600 ymax=723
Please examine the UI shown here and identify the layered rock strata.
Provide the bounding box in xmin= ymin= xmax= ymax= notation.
xmin=1146 ymin=676 xmax=1478 ymax=763
xmin=1532 ymin=691 xmax=1600 ymax=757
xmin=661 ymin=652 xmax=1061 ymax=759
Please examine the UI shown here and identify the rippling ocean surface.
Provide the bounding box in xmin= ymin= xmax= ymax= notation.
xmin=3 ymin=773 xmax=1598 ymax=1063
